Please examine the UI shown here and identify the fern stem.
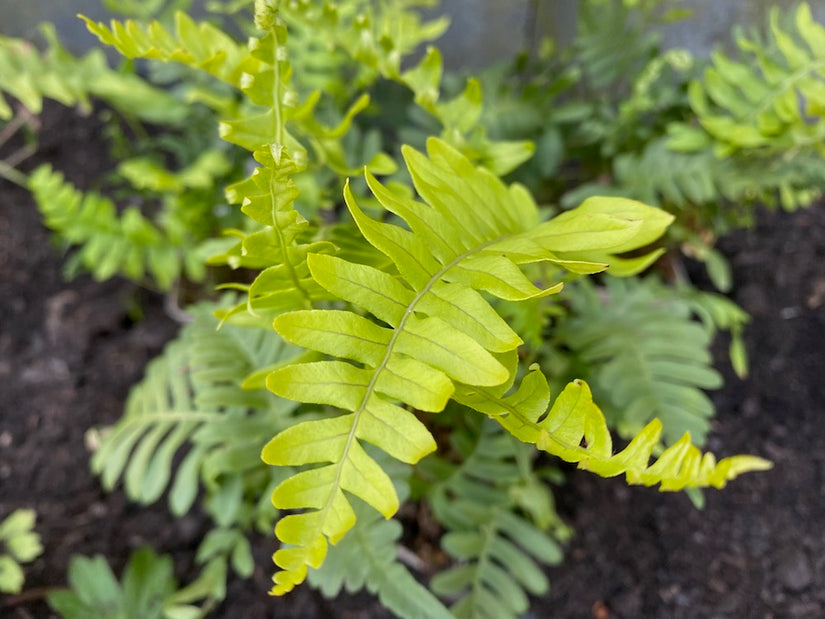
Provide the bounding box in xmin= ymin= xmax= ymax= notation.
xmin=269 ymin=176 xmax=311 ymax=306
xmin=469 ymin=515 xmax=499 ymax=613
xmin=0 ymin=159 xmax=29 ymax=188
xmin=271 ymin=20 xmax=284 ymax=147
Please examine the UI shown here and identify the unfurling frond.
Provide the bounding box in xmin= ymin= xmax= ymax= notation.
xmin=262 ymin=137 xmax=673 ymax=594
xmin=456 ymin=370 xmax=772 ymax=492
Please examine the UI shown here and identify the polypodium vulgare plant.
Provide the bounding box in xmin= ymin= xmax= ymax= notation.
xmin=1 ymin=0 xmax=775 ymax=616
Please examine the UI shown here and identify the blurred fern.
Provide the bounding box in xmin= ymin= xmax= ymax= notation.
xmin=308 ymin=456 xmax=452 ymax=619
xmin=0 ymin=23 xmax=186 ymax=124
xmin=556 ymin=277 xmax=724 ymax=445
xmin=672 ymin=3 xmax=825 ymax=158
xmin=422 ymin=419 xmax=565 ymax=619
xmin=29 ymin=162 xmax=223 ymax=290
xmin=90 ymin=301 xmax=300 ymax=516
xmin=48 ymin=546 xmax=226 ymax=619
xmin=0 ymin=509 xmax=43 ymax=595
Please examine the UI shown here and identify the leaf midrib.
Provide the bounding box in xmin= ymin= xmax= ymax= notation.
xmin=313 ymin=234 xmax=506 ymax=533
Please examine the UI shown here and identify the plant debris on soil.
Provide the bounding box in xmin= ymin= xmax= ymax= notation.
xmin=1 ymin=104 xmax=823 ymax=618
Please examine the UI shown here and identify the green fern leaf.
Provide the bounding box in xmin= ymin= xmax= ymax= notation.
xmin=29 ymin=164 xmax=203 ymax=289
xmin=423 ymin=420 xmax=563 ymax=619
xmin=678 ymin=3 xmax=825 ymax=156
xmin=80 ymin=11 xmax=250 ymax=87
xmin=91 ymin=302 xmax=299 ymax=514
xmin=0 ymin=23 xmax=186 ymax=123
xmin=262 ymin=137 xmax=672 ymax=594
xmin=557 ymin=277 xmax=723 ymax=445
xmin=307 ymin=456 xmax=452 ymax=619
xmin=456 ymin=369 xmax=772 ymax=491
xmin=215 ymin=146 xmax=336 ymax=320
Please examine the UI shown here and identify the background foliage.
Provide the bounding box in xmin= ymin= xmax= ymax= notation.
xmin=0 ymin=0 xmax=796 ymax=616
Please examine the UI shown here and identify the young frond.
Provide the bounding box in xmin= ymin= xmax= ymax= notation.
xmin=261 ymin=137 xmax=672 ymax=594
xmin=214 ymin=146 xmax=336 ymax=321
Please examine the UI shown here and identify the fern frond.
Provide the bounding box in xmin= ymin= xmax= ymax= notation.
xmin=280 ymin=0 xmax=448 ymax=99
xmin=29 ymin=164 xmax=204 ymax=289
xmin=676 ymin=3 xmax=825 ymax=157
xmin=574 ymin=0 xmax=660 ymax=91
xmin=91 ymin=302 xmax=299 ymax=515
xmin=215 ymin=146 xmax=336 ymax=319
xmin=0 ymin=23 xmax=186 ymax=123
xmin=423 ymin=420 xmax=563 ymax=619
xmin=557 ymin=277 xmax=723 ymax=445
xmin=261 ymin=137 xmax=672 ymax=594
xmin=80 ymin=11 xmax=251 ymax=87
xmin=307 ymin=456 xmax=452 ymax=619
xmin=455 ymin=370 xmax=772 ymax=491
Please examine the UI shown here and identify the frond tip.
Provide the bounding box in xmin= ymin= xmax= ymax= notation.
xmin=457 ymin=369 xmax=772 ymax=492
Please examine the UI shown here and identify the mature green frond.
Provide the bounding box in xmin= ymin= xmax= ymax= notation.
xmin=557 ymin=277 xmax=723 ymax=445
xmin=91 ymin=302 xmax=299 ymax=515
xmin=456 ymin=371 xmax=772 ymax=491
xmin=422 ymin=420 xmax=564 ymax=619
xmin=29 ymin=164 xmax=207 ymax=289
xmin=675 ymin=3 xmax=825 ymax=158
xmin=47 ymin=547 xmax=226 ymax=619
xmin=308 ymin=457 xmax=452 ymax=619
xmin=262 ymin=137 xmax=671 ymax=594
xmin=0 ymin=23 xmax=186 ymax=123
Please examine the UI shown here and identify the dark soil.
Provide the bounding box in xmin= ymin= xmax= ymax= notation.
xmin=1 ymin=104 xmax=823 ymax=618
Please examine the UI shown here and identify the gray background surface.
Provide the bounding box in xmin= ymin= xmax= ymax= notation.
xmin=2 ymin=1 xmax=825 ymax=65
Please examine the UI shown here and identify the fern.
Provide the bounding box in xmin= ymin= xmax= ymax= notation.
xmin=455 ymin=370 xmax=772 ymax=491
xmin=62 ymin=3 xmax=777 ymax=611
xmin=47 ymin=546 xmax=227 ymax=619
xmin=670 ymin=3 xmax=825 ymax=159
xmin=261 ymin=136 xmax=675 ymax=593
xmin=0 ymin=23 xmax=186 ymax=124
xmin=556 ymin=277 xmax=723 ymax=446
xmin=574 ymin=0 xmax=661 ymax=92
xmin=91 ymin=301 xmax=299 ymax=515
xmin=29 ymin=165 xmax=190 ymax=288
xmin=307 ymin=456 xmax=452 ymax=619
xmin=0 ymin=509 xmax=43 ymax=594
xmin=80 ymin=12 xmax=251 ymax=88
xmin=422 ymin=419 xmax=564 ymax=619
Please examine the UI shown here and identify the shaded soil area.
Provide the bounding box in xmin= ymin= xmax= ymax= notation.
xmin=1 ymin=104 xmax=823 ymax=618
